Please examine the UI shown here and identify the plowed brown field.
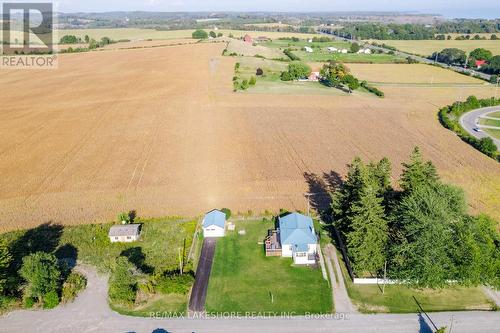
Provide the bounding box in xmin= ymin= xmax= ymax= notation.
xmin=0 ymin=43 xmax=499 ymax=232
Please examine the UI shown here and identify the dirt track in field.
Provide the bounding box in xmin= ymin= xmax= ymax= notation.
xmin=0 ymin=43 xmax=499 ymax=232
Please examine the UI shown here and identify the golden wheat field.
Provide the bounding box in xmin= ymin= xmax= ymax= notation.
xmin=0 ymin=42 xmax=499 ymax=232
xmin=348 ymin=64 xmax=486 ymax=84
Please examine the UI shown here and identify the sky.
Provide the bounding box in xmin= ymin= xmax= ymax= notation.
xmin=34 ymin=0 xmax=500 ymax=19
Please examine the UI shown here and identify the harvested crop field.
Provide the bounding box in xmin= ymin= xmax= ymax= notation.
xmin=0 ymin=43 xmax=499 ymax=232
xmin=348 ymin=64 xmax=486 ymax=85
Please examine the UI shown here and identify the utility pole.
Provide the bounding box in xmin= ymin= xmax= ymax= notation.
xmin=495 ymin=77 xmax=499 ymax=100
xmin=304 ymin=193 xmax=312 ymax=216
xmin=382 ymin=260 xmax=387 ymax=294
xmin=178 ymin=247 xmax=183 ymax=274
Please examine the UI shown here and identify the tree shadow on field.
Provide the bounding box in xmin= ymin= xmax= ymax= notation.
xmin=303 ymin=171 xmax=343 ymax=223
xmin=120 ymin=247 xmax=154 ymax=274
xmin=9 ymin=222 xmax=64 ymax=271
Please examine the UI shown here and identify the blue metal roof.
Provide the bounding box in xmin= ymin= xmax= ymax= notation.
xmin=279 ymin=213 xmax=316 ymax=248
xmin=203 ymin=209 xmax=226 ymax=228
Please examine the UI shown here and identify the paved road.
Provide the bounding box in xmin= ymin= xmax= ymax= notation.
xmin=188 ymin=238 xmax=217 ymax=312
xmin=459 ymin=106 xmax=500 ymax=150
xmin=2 ymin=264 xmax=500 ymax=333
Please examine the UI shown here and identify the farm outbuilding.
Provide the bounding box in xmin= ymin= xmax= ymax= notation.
xmin=109 ymin=224 xmax=141 ymax=243
xmin=243 ymin=34 xmax=253 ymax=43
xmin=202 ymin=209 xmax=226 ymax=238
xmin=304 ymin=46 xmax=313 ymax=53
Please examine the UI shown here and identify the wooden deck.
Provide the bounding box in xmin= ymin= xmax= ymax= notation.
xmin=265 ymin=229 xmax=282 ymax=257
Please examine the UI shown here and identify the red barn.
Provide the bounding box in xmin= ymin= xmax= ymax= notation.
xmin=475 ymin=60 xmax=487 ymax=68
xmin=243 ymin=34 xmax=253 ymax=43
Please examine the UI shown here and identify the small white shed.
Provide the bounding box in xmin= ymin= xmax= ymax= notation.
xmin=202 ymin=209 xmax=226 ymax=238
xmin=109 ymin=224 xmax=141 ymax=243
xmin=304 ymin=46 xmax=313 ymax=53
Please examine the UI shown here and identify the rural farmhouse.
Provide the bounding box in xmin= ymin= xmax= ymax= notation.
xmin=265 ymin=212 xmax=318 ymax=265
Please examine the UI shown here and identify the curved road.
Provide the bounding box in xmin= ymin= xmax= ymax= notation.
xmin=1 ymin=265 xmax=500 ymax=333
xmin=459 ymin=106 xmax=500 ymax=150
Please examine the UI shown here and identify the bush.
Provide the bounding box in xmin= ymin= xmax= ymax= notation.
xmin=43 ymin=290 xmax=59 ymax=309
xmin=249 ymin=76 xmax=256 ymax=86
xmin=155 ymin=273 xmax=194 ymax=295
xmin=284 ymin=48 xmax=300 ymax=61
xmin=240 ymin=79 xmax=249 ymax=90
xmin=361 ymin=81 xmax=384 ymax=97
xmin=221 ymin=208 xmax=232 ymax=220
xmin=256 ymin=68 xmax=264 ymax=76
xmin=192 ymin=29 xmax=208 ymax=39
xmin=61 ymin=272 xmax=87 ymax=303
xmin=108 ymin=257 xmax=137 ymax=305
xmin=280 ymin=62 xmax=311 ymax=81
xmin=23 ymin=296 xmax=35 ymax=309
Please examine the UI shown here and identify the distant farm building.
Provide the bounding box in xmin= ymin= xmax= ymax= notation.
xmin=327 ymin=47 xmax=337 ymax=52
xmin=340 ymin=48 xmax=348 ymax=54
xmin=308 ymin=71 xmax=320 ymax=81
xmin=255 ymin=36 xmax=271 ymax=42
xmin=357 ymin=48 xmax=372 ymax=54
xmin=109 ymin=224 xmax=141 ymax=243
xmin=475 ymin=60 xmax=487 ymax=68
xmin=202 ymin=209 xmax=226 ymax=238
xmin=304 ymin=46 xmax=313 ymax=53
xmin=243 ymin=34 xmax=253 ymax=43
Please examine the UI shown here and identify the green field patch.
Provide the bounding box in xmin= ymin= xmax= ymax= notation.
xmin=480 ymin=118 xmax=500 ymax=127
xmin=484 ymin=128 xmax=500 ymax=140
xmin=205 ymin=220 xmax=332 ymax=314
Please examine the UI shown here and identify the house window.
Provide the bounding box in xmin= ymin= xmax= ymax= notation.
xmin=114 ymin=237 xmax=118 ymax=240
xmin=126 ymin=236 xmax=131 ymax=240
xmin=295 ymin=252 xmax=306 ymax=257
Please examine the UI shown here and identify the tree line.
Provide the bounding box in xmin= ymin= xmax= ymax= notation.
xmin=334 ymin=21 xmax=500 ymax=40
xmin=331 ymin=148 xmax=500 ymax=288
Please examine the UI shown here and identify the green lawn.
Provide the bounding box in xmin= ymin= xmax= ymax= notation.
xmin=294 ymin=51 xmax=405 ymax=63
xmin=480 ymin=118 xmax=500 ymax=127
xmin=484 ymin=128 xmax=500 ymax=140
xmin=487 ymin=111 xmax=500 ymax=118
xmin=205 ymin=219 xmax=332 ymax=314
xmin=337 ymin=250 xmax=495 ymax=313
xmin=262 ymin=39 xmax=350 ymax=50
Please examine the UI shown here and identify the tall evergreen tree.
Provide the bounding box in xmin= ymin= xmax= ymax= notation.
xmin=346 ymin=184 xmax=388 ymax=275
xmin=390 ymin=183 xmax=466 ymax=287
xmin=400 ymin=147 xmax=439 ymax=193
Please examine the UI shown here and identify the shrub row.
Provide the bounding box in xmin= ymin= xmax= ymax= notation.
xmin=360 ymin=81 xmax=384 ymax=97
xmin=438 ymin=96 xmax=500 ymax=160
xmin=283 ymin=48 xmax=300 ymax=61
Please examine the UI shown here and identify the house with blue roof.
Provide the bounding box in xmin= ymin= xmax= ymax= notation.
xmin=265 ymin=212 xmax=318 ymax=265
xmin=202 ymin=209 xmax=226 ymax=238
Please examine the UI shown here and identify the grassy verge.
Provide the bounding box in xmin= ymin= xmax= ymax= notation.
xmin=205 ymin=219 xmax=332 ymax=314
xmin=111 ymin=293 xmax=187 ymax=317
xmin=336 ymin=249 xmax=495 ymax=313
xmin=480 ymin=118 xmax=500 ymax=127
xmin=296 ymin=52 xmax=405 ymax=64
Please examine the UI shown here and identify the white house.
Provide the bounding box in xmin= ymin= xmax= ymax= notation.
xmin=202 ymin=209 xmax=226 ymax=238
xmin=327 ymin=47 xmax=337 ymax=52
xmin=357 ymin=48 xmax=372 ymax=54
xmin=265 ymin=212 xmax=318 ymax=265
xmin=109 ymin=224 xmax=141 ymax=243
xmin=304 ymin=46 xmax=313 ymax=53
xmin=340 ymin=48 xmax=348 ymax=54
